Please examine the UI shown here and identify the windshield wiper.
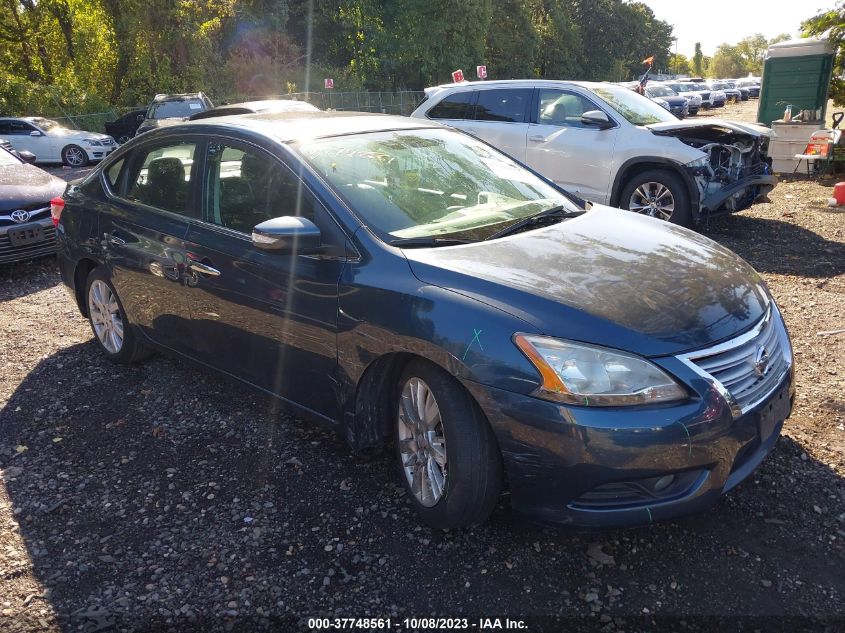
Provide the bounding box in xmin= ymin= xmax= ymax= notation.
xmin=388 ymin=237 xmax=474 ymax=248
xmin=484 ymin=205 xmax=583 ymax=241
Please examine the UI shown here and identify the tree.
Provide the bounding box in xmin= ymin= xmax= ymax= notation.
xmin=692 ymin=42 xmax=703 ymax=76
xmin=486 ymin=0 xmax=538 ymax=79
xmin=770 ymin=32 xmax=791 ymax=45
xmin=803 ymin=3 xmax=845 ymax=104
xmin=668 ymin=53 xmax=691 ymax=75
xmin=735 ymin=33 xmax=768 ymax=75
xmin=711 ymin=43 xmax=745 ymax=78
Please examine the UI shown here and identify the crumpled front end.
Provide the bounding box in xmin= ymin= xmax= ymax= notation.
xmin=655 ymin=124 xmax=778 ymax=219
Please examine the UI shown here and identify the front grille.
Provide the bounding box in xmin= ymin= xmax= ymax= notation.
xmin=682 ymin=307 xmax=790 ymax=414
xmin=0 ymin=205 xmax=50 ymax=227
xmin=700 ymin=92 xmax=710 ymax=100
xmin=0 ymin=225 xmax=57 ymax=263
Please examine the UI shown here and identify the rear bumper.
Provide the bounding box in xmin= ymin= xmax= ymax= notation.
xmin=463 ymin=361 xmax=793 ymax=528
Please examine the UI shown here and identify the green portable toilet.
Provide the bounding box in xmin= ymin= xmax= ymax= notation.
xmin=757 ymin=37 xmax=835 ymax=126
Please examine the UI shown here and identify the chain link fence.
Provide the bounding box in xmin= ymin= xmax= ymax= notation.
xmin=48 ymin=92 xmax=426 ymax=134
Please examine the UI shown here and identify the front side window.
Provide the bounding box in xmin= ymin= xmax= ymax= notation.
xmin=27 ymin=118 xmax=60 ymax=132
xmin=126 ymin=142 xmax=196 ymax=215
xmin=428 ymin=92 xmax=474 ymax=120
xmin=590 ymin=85 xmax=677 ymax=126
xmin=9 ymin=121 xmax=37 ymax=135
xmin=537 ymin=90 xmax=602 ymax=128
xmin=204 ymin=143 xmax=317 ymax=234
xmin=474 ymin=89 xmax=531 ymax=123
xmin=297 ymin=128 xmax=577 ymax=242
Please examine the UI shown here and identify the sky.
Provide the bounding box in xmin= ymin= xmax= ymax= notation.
xmin=640 ymin=0 xmax=838 ymax=58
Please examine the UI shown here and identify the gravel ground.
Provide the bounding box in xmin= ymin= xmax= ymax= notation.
xmin=1 ymin=100 xmax=844 ymax=632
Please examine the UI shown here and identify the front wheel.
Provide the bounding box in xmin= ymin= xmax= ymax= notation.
xmin=619 ymin=169 xmax=693 ymax=228
xmin=116 ymin=134 xmax=131 ymax=144
xmin=395 ymin=360 xmax=502 ymax=529
xmin=85 ymin=268 xmax=151 ymax=363
xmin=62 ymin=144 xmax=88 ymax=167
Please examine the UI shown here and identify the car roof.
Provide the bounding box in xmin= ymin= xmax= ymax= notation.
xmin=189 ymin=99 xmax=319 ymax=120
xmin=181 ymin=110 xmax=441 ymax=142
xmin=423 ymin=79 xmax=619 ymax=95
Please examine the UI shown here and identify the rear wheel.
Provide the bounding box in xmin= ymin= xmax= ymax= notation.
xmin=62 ymin=144 xmax=88 ymax=167
xmin=395 ymin=360 xmax=502 ymax=529
xmin=620 ymin=169 xmax=692 ymax=228
xmin=116 ymin=134 xmax=131 ymax=144
xmin=85 ymin=268 xmax=151 ymax=363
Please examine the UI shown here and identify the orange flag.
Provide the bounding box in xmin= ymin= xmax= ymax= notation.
xmin=642 ymin=55 xmax=655 ymax=65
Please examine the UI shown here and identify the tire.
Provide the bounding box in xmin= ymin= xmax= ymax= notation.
xmin=619 ymin=169 xmax=693 ymax=228
xmin=394 ymin=359 xmax=502 ymax=529
xmin=116 ymin=135 xmax=131 ymax=144
xmin=85 ymin=267 xmax=151 ymax=363
xmin=62 ymin=144 xmax=88 ymax=167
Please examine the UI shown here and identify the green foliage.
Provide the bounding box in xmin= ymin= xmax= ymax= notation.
xmin=692 ymin=42 xmax=703 ymax=76
xmin=711 ymin=44 xmax=745 ymax=78
xmin=803 ymin=3 xmax=845 ymax=105
xmin=0 ymin=0 xmax=676 ymax=113
xmin=668 ymin=53 xmax=691 ymax=76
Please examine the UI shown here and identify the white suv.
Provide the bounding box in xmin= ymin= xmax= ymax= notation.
xmin=411 ymin=80 xmax=776 ymax=227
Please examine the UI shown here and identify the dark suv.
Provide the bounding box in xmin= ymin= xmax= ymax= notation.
xmin=135 ymin=93 xmax=213 ymax=137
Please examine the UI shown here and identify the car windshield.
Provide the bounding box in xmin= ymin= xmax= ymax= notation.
xmin=670 ymin=84 xmax=691 ymax=93
xmin=0 ymin=147 xmax=20 ymax=166
xmin=297 ymin=128 xmax=577 ymax=242
xmin=590 ymin=85 xmax=677 ymax=125
xmin=711 ymin=82 xmax=728 ymax=90
xmin=29 ymin=118 xmax=62 ymax=132
xmin=148 ymin=99 xmax=206 ymax=119
xmin=647 ymin=85 xmax=675 ymax=97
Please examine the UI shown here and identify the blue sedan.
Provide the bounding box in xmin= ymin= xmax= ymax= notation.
xmin=54 ymin=112 xmax=794 ymax=529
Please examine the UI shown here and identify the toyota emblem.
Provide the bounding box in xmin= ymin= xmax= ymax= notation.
xmin=753 ymin=346 xmax=770 ymax=377
xmin=10 ymin=209 xmax=30 ymax=223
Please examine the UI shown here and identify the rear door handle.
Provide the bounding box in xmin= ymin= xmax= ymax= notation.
xmin=187 ymin=260 xmax=221 ymax=277
xmin=528 ymin=135 xmax=547 ymax=143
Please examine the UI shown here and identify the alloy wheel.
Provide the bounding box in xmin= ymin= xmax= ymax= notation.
xmin=398 ymin=377 xmax=448 ymax=507
xmin=88 ymin=280 xmax=124 ymax=354
xmin=65 ymin=146 xmax=86 ymax=167
xmin=628 ymin=181 xmax=675 ymax=221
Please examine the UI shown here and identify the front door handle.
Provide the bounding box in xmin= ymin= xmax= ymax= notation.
xmin=187 ymin=260 xmax=221 ymax=277
xmin=528 ymin=135 xmax=547 ymax=143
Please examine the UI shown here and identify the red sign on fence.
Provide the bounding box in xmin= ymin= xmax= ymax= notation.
xmin=451 ymin=69 xmax=464 ymax=83
xmin=477 ymin=65 xmax=487 ymax=79
xmin=324 ymin=78 xmax=334 ymax=89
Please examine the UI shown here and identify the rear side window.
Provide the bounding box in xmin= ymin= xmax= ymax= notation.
xmin=474 ymin=89 xmax=531 ymax=123
xmin=427 ymin=92 xmax=474 ymax=120
xmin=126 ymin=142 xmax=197 ymax=216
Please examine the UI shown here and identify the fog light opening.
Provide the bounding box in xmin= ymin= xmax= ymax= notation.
xmin=653 ymin=474 xmax=675 ymax=492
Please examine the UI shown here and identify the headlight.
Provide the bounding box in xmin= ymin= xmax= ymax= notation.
xmin=685 ymin=155 xmax=709 ymax=168
xmin=83 ymin=138 xmax=102 ymax=146
xmin=514 ymin=334 xmax=687 ymax=406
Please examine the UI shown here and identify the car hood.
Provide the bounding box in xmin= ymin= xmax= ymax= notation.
xmin=402 ymin=206 xmax=769 ymax=358
xmin=0 ymin=164 xmax=66 ymax=211
xmin=50 ymin=128 xmax=111 ymax=141
xmin=646 ymin=119 xmax=774 ymax=138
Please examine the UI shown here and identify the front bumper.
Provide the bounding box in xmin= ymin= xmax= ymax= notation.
xmin=463 ymin=345 xmax=794 ymax=528
xmin=0 ymin=216 xmax=56 ymax=264
xmin=84 ymin=145 xmax=116 ymax=161
xmin=700 ymin=173 xmax=778 ymax=215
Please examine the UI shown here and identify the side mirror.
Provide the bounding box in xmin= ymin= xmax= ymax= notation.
xmin=580 ymin=110 xmax=613 ymax=129
xmin=30 ymin=130 xmax=43 ymax=137
xmin=18 ymin=150 xmax=36 ymax=164
xmin=252 ymin=216 xmax=321 ymax=254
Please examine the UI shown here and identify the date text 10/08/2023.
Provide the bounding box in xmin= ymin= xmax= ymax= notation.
xmin=307 ymin=617 xmax=528 ymax=630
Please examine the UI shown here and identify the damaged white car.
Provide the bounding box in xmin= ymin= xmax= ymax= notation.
xmin=411 ymin=80 xmax=776 ymax=228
